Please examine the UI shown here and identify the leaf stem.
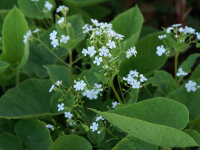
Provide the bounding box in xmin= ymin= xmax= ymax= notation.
xmin=69 ymin=50 xmax=74 ymax=87
xmin=117 ymin=75 xmax=125 ymax=103
xmin=174 ymin=52 xmax=179 ymax=84
xmin=34 ymin=38 xmax=70 ymax=67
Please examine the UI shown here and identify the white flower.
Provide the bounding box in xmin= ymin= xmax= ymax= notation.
xmin=183 ymin=26 xmax=195 ymax=34
xmin=185 ymin=80 xmax=197 ymax=92
xmin=176 ymin=68 xmax=188 ymax=77
xmin=49 ymin=84 xmax=55 ymax=92
xmin=158 ymin=34 xmax=167 ymax=40
xmin=50 ymin=30 xmax=57 ymax=40
xmin=51 ymin=38 xmax=59 ymax=48
xmin=33 ymin=28 xmax=40 ymax=33
xmin=57 ymin=103 xmax=64 ymax=111
xmin=106 ymin=40 xmax=116 ymax=49
xmin=156 ymin=45 xmax=166 ymax=56
xmin=91 ymin=19 xmax=99 ymax=26
xmin=96 ymin=116 xmax=104 ymax=122
xmin=94 ymin=83 xmax=103 ymax=92
xmin=93 ymin=56 xmax=102 ymax=66
xmin=55 ymin=80 xmax=62 ymax=86
xmin=69 ymin=120 xmax=76 ymax=126
xmin=131 ymin=80 xmax=140 ymax=89
xmin=112 ymin=101 xmax=120 ymax=109
xmin=82 ymin=48 xmax=88 ymax=56
xmin=140 ymin=74 xmax=147 ymax=82
xmin=60 ymin=35 xmax=70 ymax=44
xmin=97 ymin=131 xmax=101 ymax=134
xmin=87 ymin=46 xmax=96 ymax=57
xmin=23 ymin=30 xmax=32 ymax=44
xmin=126 ymin=46 xmax=137 ymax=58
xmin=46 ymin=124 xmax=54 ymax=131
xmin=73 ymin=80 xmax=86 ymax=91
xmin=129 ymin=70 xmax=139 ymax=77
xmin=44 ymin=1 xmax=53 ymax=12
xmin=57 ymin=17 xmax=65 ymax=25
xmin=90 ymin=122 xmax=99 ymax=132
xmin=56 ymin=5 xmax=68 ymax=13
xmin=178 ymin=27 xmax=184 ymax=32
xmin=167 ymin=27 xmax=173 ymax=33
xmin=196 ymin=32 xmax=200 ymax=40
xmin=83 ymin=89 xmax=99 ymax=100
xmin=99 ymin=46 xmax=109 ymax=57
xmin=64 ymin=112 xmax=73 ymax=119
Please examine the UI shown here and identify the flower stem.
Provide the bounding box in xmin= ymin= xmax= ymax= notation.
xmin=174 ymin=52 xmax=179 ymax=83
xmin=34 ymin=38 xmax=70 ymax=67
xmin=110 ymin=81 xmax=123 ymax=104
xmin=69 ymin=50 xmax=74 ymax=87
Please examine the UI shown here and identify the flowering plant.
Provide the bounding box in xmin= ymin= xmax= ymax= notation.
xmin=0 ymin=1 xmax=200 ymax=150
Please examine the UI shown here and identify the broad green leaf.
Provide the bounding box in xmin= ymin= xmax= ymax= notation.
xmin=0 ymin=78 xmax=55 ymax=119
xmin=18 ymin=0 xmax=55 ymax=19
xmin=0 ymin=0 xmax=17 ymax=9
xmin=0 ymin=119 xmax=14 ymax=134
xmin=15 ymin=119 xmax=52 ymax=150
xmin=0 ymin=61 xmax=9 ymax=74
xmin=111 ymin=6 xmax=144 ymax=45
xmin=126 ymin=88 xmax=139 ymax=104
xmin=112 ymin=135 xmax=157 ymax=150
xmin=45 ymin=65 xmax=71 ymax=87
xmin=0 ymin=7 xmax=29 ymax=68
xmin=49 ymin=134 xmax=92 ymax=150
xmin=110 ymin=97 xmax=189 ymax=129
xmin=63 ymin=0 xmax=106 ymax=7
xmin=91 ymin=109 xmax=197 ymax=147
xmin=190 ymin=64 xmax=200 ymax=80
xmin=184 ymin=129 xmax=200 ymax=145
xmin=168 ymin=78 xmax=200 ymax=119
xmin=23 ymin=28 xmax=67 ymax=78
xmin=147 ymin=70 xmax=176 ymax=95
xmin=0 ymin=133 xmax=23 ymax=150
xmin=56 ymin=14 xmax=85 ymax=50
xmin=140 ymin=25 xmax=158 ymax=38
xmin=179 ymin=53 xmax=200 ymax=73
xmin=119 ymin=32 xmax=167 ymax=76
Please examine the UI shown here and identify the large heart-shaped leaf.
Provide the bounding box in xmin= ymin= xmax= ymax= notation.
xmin=0 ymin=7 xmax=29 ymax=68
xmin=15 ymin=119 xmax=53 ymax=150
xmin=109 ymin=97 xmax=189 ymax=129
xmin=49 ymin=134 xmax=92 ymax=150
xmin=0 ymin=78 xmax=55 ymax=119
xmin=119 ymin=32 xmax=167 ymax=76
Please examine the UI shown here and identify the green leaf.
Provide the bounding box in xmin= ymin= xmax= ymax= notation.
xmin=18 ymin=0 xmax=55 ymax=19
xmin=179 ymin=53 xmax=200 ymax=73
xmin=112 ymin=135 xmax=157 ymax=150
xmin=44 ymin=65 xmax=71 ymax=87
xmin=109 ymin=97 xmax=189 ymax=129
xmin=111 ymin=6 xmax=144 ymax=46
xmin=0 ymin=7 xmax=29 ymax=68
xmin=119 ymin=32 xmax=168 ymax=76
xmin=0 ymin=133 xmax=23 ymax=150
xmin=23 ymin=28 xmax=67 ymax=78
xmin=15 ymin=119 xmax=52 ymax=150
xmin=167 ymin=78 xmax=200 ymax=119
xmin=49 ymin=134 xmax=92 ymax=150
xmin=0 ymin=61 xmax=9 ymax=74
xmin=63 ymin=0 xmax=106 ymax=7
xmin=56 ymin=14 xmax=85 ymax=50
xmin=90 ymin=108 xmax=197 ymax=147
xmin=147 ymin=70 xmax=176 ymax=95
xmin=190 ymin=64 xmax=200 ymax=80
xmin=184 ymin=129 xmax=200 ymax=145
xmin=0 ymin=78 xmax=56 ymax=119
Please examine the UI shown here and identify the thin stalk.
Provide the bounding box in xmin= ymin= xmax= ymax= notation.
xmin=174 ymin=52 xmax=179 ymax=84
xmin=110 ymin=81 xmax=123 ymax=104
xmin=69 ymin=50 xmax=74 ymax=87
xmin=34 ymin=38 xmax=69 ymax=67
xmin=117 ymin=75 xmax=125 ymax=103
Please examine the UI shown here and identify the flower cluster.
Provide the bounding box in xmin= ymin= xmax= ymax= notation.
xmin=49 ymin=80 xmax=62 ymax=92
xmin=23 ymin=30 xmax=32 ymax=44
xmin=156 ymin=24 xmax=200 ymax=56
xmin=90 ymin=116 xmax=104 ymax=134
xmin=56 ymin=5 xmax=68 ymax=13
xmin=64 ymin=112 xmax=73 ymax=119
xmin=82 ymin=83 xmax=103 ymax=100
xmin=123 ymin=70 xmax=147 ymax=89
xmin=176 ymin=68 xmax=188 ymax=77
xmin=57 ymin=103 xmax=64 ymax=111
xmin=73 ymin=80 xmax=86 ymax=91
xmin=82 ymin=19 xmax=124 ymax=68
xmin=185 ymin=80 xmax=200 ymax=92
xmin=126 ymin=46 xmax=137 ymax=58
